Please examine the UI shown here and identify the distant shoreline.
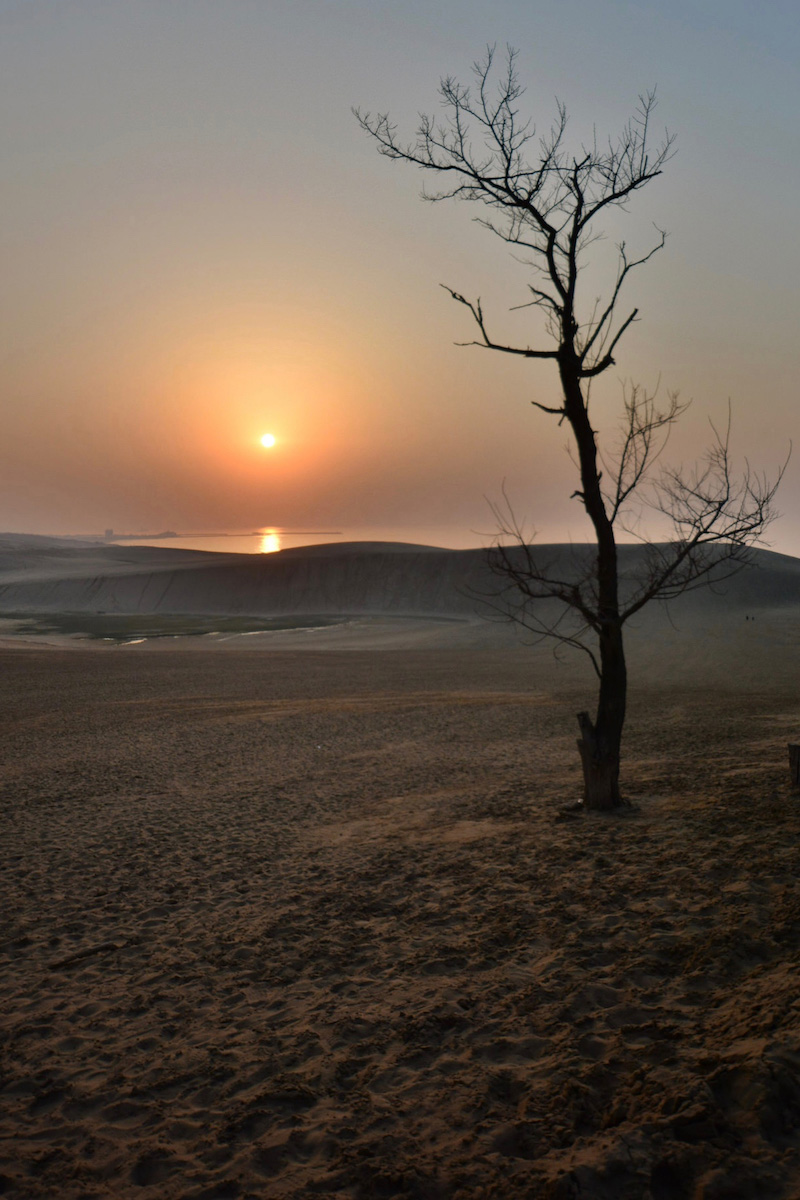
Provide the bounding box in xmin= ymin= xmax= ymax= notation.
xmin=92 ymin=530 xmax=345 ymax=541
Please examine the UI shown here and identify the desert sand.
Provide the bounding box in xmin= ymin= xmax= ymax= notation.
xmin=2 ymin=538 xmax=800 ymax=1197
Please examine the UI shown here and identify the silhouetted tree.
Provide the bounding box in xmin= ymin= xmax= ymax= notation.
xmin=356 ymin=48 xmax=783 ymax=810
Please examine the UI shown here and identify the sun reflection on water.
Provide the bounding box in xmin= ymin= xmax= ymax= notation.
xmin=259 ymin=530 xmax=281 ymax=554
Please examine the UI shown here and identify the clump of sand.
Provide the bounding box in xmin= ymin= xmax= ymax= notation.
xmin=2 ymin=646 xmax=800 ymax=1197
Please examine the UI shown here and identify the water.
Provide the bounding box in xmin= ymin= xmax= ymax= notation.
xmin=109 ymin=524 xmax=494 ymax=555
xmin=10 ymin=612 xmax=348 ymax=643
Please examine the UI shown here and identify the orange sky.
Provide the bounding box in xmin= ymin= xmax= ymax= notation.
xmin=2 ymin=1 xmax=798 ymax=551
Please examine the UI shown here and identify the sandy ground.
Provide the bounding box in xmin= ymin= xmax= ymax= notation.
xmin=2 ymin=644 xmax=800 ymax=1198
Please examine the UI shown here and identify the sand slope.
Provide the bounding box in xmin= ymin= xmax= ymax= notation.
xmin=3 ymin=538 xmax=800 ymax=1196
xmin=2 ymin=537 xmax=800 ymax=673
xmin=2 ymin=648 xmax=800 ymax=1197
xmin=2 ymin=537 xmax=800 ymax=623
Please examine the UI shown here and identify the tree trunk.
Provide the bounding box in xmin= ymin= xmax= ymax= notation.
xmin=560 ymin=355 xmax=630 ymax=810
xmin=576 ymin=712 xmax=622 ymax=809
xmin=576 ymin=636 xmax=629 ymax=811
xmin=789 ymin=744 xmax=800 ymax=788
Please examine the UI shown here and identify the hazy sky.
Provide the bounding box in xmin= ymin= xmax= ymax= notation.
xmin=2 ymin=1 xmax=799 ymax=549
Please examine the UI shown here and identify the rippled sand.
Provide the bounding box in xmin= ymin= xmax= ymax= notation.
xmin=2 ymin=645 xmax=800 ymax=1198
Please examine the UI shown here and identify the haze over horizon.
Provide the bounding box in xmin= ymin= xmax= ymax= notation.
xmin=2 ymin=2 xmax=798 ymax=554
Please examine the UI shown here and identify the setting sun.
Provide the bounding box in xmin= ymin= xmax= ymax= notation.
xmin=260 ymin=433 xmax=276 ymax=448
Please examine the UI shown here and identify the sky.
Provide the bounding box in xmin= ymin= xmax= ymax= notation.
xmin=2 ymin=0 xmax=799 ymax=550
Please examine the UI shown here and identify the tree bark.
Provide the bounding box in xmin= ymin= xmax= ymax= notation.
xmin=789 ymin=744 xmax=800 ymax=788
xmin=576 ymin=716 xmax=621 ymax=809
xmin=561 ymin=353 xmax=630 ymax=810
xmin=576 ymin=620 xmax=629 ymax=809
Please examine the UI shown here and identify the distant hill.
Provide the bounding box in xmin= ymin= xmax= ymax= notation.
xmin=0 ymin=536 xmax=798 ymax=621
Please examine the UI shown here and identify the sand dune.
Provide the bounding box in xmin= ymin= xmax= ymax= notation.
xmin=2 ymin=536 xmax=800 ymax=1195
xmin=1 ymin=536 xmax=799 ymax=625
xmin=1 ymin=536 xmax=800 ymax=673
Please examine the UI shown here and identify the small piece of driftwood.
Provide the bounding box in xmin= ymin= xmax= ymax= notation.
xmin=788 ymin=744 xmax=800 ymax=788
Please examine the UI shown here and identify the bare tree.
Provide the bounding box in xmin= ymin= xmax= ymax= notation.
xmin=356 ymin=47 xmax=783 ymax=810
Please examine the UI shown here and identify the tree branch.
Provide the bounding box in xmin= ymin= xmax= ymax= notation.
xmin=442 ymin=287 xmax=559 ymax=359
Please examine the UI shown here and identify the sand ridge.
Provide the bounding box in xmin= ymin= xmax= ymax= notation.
xmin=2 ymin=539 xmax=800 ymax=627
xmin=2 ymin=648 xmax=800 ymax=1197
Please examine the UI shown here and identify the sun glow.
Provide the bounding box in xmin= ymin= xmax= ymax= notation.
xmin=260 ymin=433 xmax=276 ymax=448
xmin=259 ymin=529 xmax=281 ymax=553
